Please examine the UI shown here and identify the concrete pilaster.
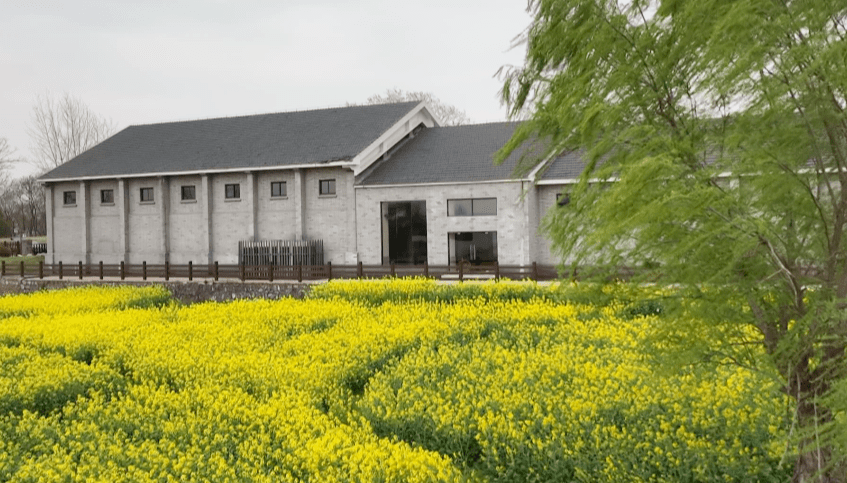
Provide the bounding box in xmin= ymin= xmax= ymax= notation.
xmin=80 ymin=181 xmax=90 ymax=264
xmin=246 ymin=171 xmax=258 ymax=241
xmin=201 ymin=174 xmax=213 ymax=264
xmin=45 ymin=184 xmax=54 ymax=264
xmin=117 ymin=179 xmax=129 ymax=263
xmin=159 ymin=177 xmax=170 ymax=262
xmin=294 ymin=169 xmax=306 ymax=240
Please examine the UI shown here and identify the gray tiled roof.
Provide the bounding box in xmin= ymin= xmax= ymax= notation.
xmin=40 ymin=102 xmax=421 ymax=181
xmin=539 ymin=150 xmax=588 ymax=180
xmin=358 ymin=122 xmax=587 ymax=185
xmin=358 ymin=122 xmax=546 ymax=185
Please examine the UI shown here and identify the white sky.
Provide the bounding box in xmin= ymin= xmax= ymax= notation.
xmin=0 ymin=0 xmax=532 ymax=179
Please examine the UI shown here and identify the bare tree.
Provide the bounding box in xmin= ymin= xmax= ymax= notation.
xmin=28 ymin=92 xmax=117 ymax=172
xmin=0 ymin=138 xmax=16 ymax=236
xmin=0 ymin=179 xmax=20 ymax=238
xmin=362 ymin=89 xmax=470 ymax=126
xmin=0 ymin=175 xmax=45 ymax=237
xmin=0 ymin=138 xmax=15 ymax=185
xmin=15 ymin=176 xmax=45 ymax=236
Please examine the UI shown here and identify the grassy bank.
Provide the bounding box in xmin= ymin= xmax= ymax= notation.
xmin=0 ymin=255 xmax=44 ymax=270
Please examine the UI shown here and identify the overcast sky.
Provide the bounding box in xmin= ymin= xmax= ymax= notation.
xmin=0 ymin=0 xmax=532 ymax=179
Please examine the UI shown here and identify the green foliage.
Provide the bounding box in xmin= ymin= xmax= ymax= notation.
xmin=500 ymin=0 xmax=847 ymax=478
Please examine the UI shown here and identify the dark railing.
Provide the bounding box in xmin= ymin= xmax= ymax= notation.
xmin=0 ymin=260 xmax=560 ymax=282
xmin=239 ymin=239 xmax=323 ymax=266
xmin=0 ymin=240 xmax=46 ymax=255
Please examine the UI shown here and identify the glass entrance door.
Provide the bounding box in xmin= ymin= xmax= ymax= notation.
xmin=381 ymin=201 xmax=427 ymax=264
xmin=449 ymin=232 xmax=497 ymax=265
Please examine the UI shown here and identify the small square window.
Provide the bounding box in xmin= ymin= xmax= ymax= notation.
xmin=556 ymin=192 xmax=570 ymax=207
xmin=140 ymin=187 xmax=154 ymax=202
xmin=181 ymin=185 xmax=196 ymax=201
xmin=271 ymin=181 xmax=287 ymax=198
xmin=100 ymin=189 xmax=114 ymax=204
xmin=319 ymin=179 xmax=336 ymax=196
xmin=225 ymin=183 xmax=240 ymax=199
xmin=63 ymin=191 xmax=76 ymax=205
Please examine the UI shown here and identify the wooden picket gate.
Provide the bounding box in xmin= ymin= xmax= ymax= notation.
xmin=238 ymin=239 xmax=324 ymax=267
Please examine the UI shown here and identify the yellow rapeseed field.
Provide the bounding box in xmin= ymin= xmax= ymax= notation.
xmin=0 ymin=280 xmax=790 ymax=482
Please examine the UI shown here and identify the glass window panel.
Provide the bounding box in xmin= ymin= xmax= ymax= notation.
xmin=181 ymin=185 xmax=196 ymax=201
xmin=140 ymin=188 xmax=154 ymax=202
xmin=225 ymin=183 xmax=240 ymax=199
xmin=472 ymin=198 xmax=497 ymax=216
xmin=63 ymin=191 xmax=76 ymax=205
xmin=271 ymin=181 xmax=286 ymax=197
xmin=100 ymin=189 xmax=114 ymax=204
xmin=319 ymin=179 xmax=336 ymax=195
xmin=447 ymin=199 xmax=472 ymax=216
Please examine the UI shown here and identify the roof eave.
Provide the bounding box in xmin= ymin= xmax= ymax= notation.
xmin=39 ymin=160 xmax=357 ymax=184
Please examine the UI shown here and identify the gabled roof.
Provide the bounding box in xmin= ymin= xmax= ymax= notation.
xmin=357 ymin=122 xmax=586 ymax=186
xmin=357 ymin=122 xmax=545 ymax=185
xmin=40 ymin=102 xmax=421 ymax=181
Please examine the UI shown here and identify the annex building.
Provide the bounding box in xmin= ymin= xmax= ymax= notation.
xmin=39 ymin=101 xmax=583 ymax=268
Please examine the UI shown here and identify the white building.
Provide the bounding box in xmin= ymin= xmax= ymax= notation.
xmin=39 ymin=102 xmax=582 ymax=268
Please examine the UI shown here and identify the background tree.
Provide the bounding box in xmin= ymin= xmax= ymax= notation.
xmin=498 ymin=0 xmax=847 ymax=481
xmin=28 ymin=92 xmax=117 ymax=172
xmin=0 ymin=138 xmax=17 ymax=237
xmin=0 ymin=137 xmax=14 ymax=183
xmin=361 ymin=89 xmax=470 ymax=126
xmin=0 ymin=176 xmax=45 ymax=238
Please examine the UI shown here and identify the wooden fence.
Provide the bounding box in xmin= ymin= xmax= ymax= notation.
xmin=0 ymin=260 xmax=560 ymax=282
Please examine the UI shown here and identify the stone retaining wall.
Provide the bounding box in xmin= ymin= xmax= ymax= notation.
xmin=0 ymin=276 xmax=313 ymax=303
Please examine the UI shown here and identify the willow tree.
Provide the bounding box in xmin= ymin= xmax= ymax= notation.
xmin=498 ymin=0 xmax=847 ymax=481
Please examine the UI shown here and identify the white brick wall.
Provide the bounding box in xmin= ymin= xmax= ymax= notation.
xmin=51 ymin=181 xmax=86 ymax=263
xmin=536 ymin=183 xmax=583 ymax=266
xmin=256 ymin=171 xmax=297 ymax=241
xmin=127 ymin=178 xmax=165 ymax=264
xmin=355 ymin=181 xmax=533 ymax=265
xmin=302 ymin=167 xmax=357 ymax=264
xmin=168 ymin=175 xmax=206 ymax=264
xmin=89 ymin=180 xmax=122 ymax=263
xmin=48 ymin=170 xmax=566 ymax=267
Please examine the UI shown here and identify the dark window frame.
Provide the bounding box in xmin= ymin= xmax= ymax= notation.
xmin=225 ymin=183 xmax=241 ymax=200
xmin=140 ymin=187 xmax=154 ymax=203
xmin=181 ymin=185 xmax=196 ymax=201
xmin=63 ymin=191 xmax=76 ymax=205
xmin=271 ymin=181 xmax=287 ymax=198
xmin=100 ymin=189 xmax=114 ymax=204
xmin=319 ymin=179 xmax=336 ymax=196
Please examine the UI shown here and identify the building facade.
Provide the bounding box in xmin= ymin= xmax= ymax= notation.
xmin=40 ymin=102 xmax=580 ymax=267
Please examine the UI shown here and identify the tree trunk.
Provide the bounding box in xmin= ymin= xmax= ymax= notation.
xmin=789 ymin=373 xmax=846 ymax=483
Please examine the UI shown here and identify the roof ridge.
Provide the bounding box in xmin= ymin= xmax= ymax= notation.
xmin=126 ymin=101 xmax=422 ymax=128
xmin=428 ymin=120 xmax=520 ymax=130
